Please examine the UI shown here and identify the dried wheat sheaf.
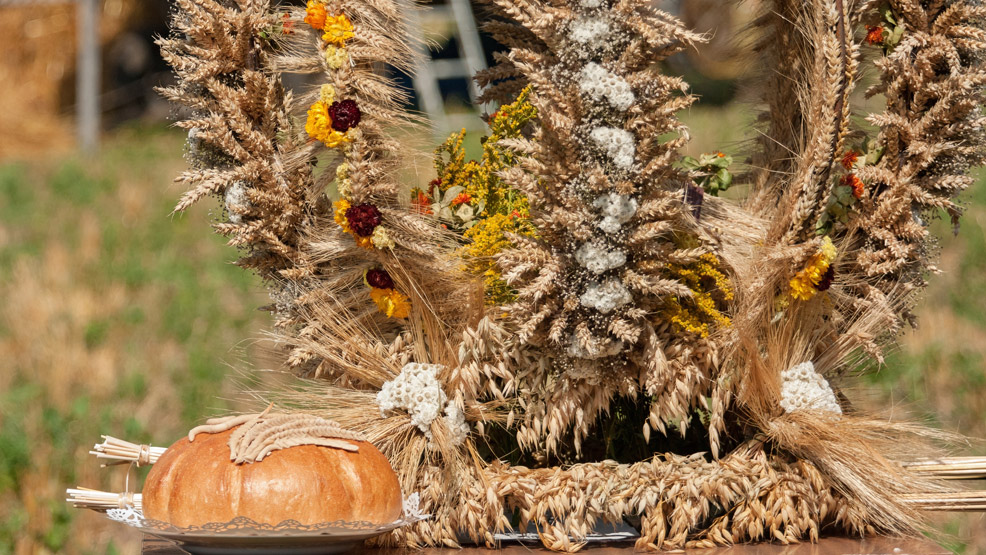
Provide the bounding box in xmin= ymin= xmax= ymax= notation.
xmin=161 ymin=0 xmax=986 ymax=551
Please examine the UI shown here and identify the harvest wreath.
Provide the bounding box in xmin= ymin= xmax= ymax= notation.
xmin=70 ymin=0 xmax=986 ymax=551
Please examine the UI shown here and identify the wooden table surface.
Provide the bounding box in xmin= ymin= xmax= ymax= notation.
xmin=141 ymin=536 xmax=950 ymax=555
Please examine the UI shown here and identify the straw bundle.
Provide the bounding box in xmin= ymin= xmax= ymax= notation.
xmin=90 ymin=436 xmax=166 ymax=467
xmin=66 ymin=488 xmax=142 ymax=512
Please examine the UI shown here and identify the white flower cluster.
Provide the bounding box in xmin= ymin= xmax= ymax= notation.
xmin=569 ymin=17 xmax=610 ymax=47
xmin=575 ymin=240 xmax=626 ymax=274
xmin=580 ymin=277 xmax=632 ymax=314
xmin=443 ymin=403 xmax=470 ymax=446
xmin=590 ymin=127 xmax=636 ymax=170
xmin=593 ymin=192 xmax=638 ymax=233
xmin=580 ymin=63 xmax=635 ymax=111
xmin=579 ymin=0 xmax=603 ymax=7
xmin=779 ymin=362 xmax=842 ymax=415
xmin=225 ymin=181 xmax=250 ymax=224
xmin=566 ymin=333 xmax=623 ymax=360
xmin=377 ymin=363 xmax=470 ymax=444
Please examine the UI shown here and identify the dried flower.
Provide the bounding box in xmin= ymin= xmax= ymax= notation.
xmin=328 ymin=99 xmax=361 ymax=132
xmin=304 ymin=0 xmax=327 ymax=30
xmin=324 ymin=45 xmax=348 ymax=69
xmin=319 ymin=84 xmax=335 ymax=105
xmin=816 ymin=264 xmax=836 ymax=292
xmin=411 ymin=189 xmax=432 ymax=214
xmin=281 ymin=13 xmax=294 ymax=34
xmin=333 ymin=198 xmax=352 ymax=232
xmin=370 ymin=226 xmax=395 ymax=250
xmin=841 ymin=173 xmax=865 ymax=199
xmin=451 ymin=192 xmax=472 ymax=206
xmin=866 ymin=25 xmax=885 ymax=45
xmin=305 ymin=101 xmax=349 ymax=147
xmin=322 ymin=13 xmax=354 ymax=47
xmin=789 ymin=236 xmax=837 ymax=301
xmin=345 ymin=203 xmax=382 ymax=236
xmin=365 ymin=268 xmax=395 ymax=290
xmin=579 ymin=62 xmax=635 ymax=111
xmin=370 ymin=287 xmax=410 ymax=318
xmin=841 ymin=150 xmax=859 ymax=170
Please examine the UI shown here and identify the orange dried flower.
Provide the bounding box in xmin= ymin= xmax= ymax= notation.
xmin=866 ymin=25 xmax=885 ymax=45
xmin=841 ymin=150 xmax=859 ymax=170
xmin=411 ymin=190 xmax=432 ymax=215
xmin=370 ymin=288 xmax=410 ymax=319
xmin=841 ymin=173 xmax=865 ymax=199
xmin=451 ymin=192 xmax=472 ymax=206
xmin=304 ymin=0 xmax=327 ymax=30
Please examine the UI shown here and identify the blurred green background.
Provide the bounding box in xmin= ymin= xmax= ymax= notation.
xmin=1 ymin=0 xmax=985 ymax=554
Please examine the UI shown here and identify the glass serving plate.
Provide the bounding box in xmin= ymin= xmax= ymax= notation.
xmin=106 ymin=495 xmax=428 ymax=555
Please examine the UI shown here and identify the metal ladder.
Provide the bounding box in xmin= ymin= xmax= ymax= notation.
xmin=411 ymin=0 xmax=488 ymax=137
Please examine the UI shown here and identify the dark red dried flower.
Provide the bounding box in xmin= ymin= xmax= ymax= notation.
xmin=345 ymin=203 xmax=381 ymax=236
xmin=816 ymin=264 xmax=836 ymax=292
xmin=328 ymin=99 xmax=361 ymax=132
xmin=366 ymin=268 xmax=394 ymax=290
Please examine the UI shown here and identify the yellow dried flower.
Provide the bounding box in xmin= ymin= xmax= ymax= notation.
xmin=789 ymin=236 xmax=837 ymax=301
xmin=370 ymin=288 xmax=410 ymax=319
xmin=432 ymin=87 xmax=537 ymax=304
xmin=370 ymin=226 xmax=395 ymax=250
xmin=324 ymin=45 xmax=348 ymax=69
xmin=333 ymin=198 xmax=351 ymax=232
xmin=663 ymin=253 xmax=733 ymax=337
xmin=305 ymin=101 xmax=349 ymax=147
xmin=322 ymin=14 xmax=354 ymax=47
xmin=319 ymin=84 xmax=335 ymax=105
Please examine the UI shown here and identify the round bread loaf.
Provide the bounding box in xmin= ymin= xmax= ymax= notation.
xmin=142 ymin=428 xmax=402 ymax=527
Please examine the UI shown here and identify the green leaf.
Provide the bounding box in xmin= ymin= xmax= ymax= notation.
xmin=882 ymin=5 xmax=897 ymax=25
xmin=866 ymin=144 xmax=886 ymax=166
xmin=680 ymin=156 xmax=700 ymax=170
xmin=715 ymin=168 xmax=732 ymax=191
xmin=711 ymin=155 xmax=732 ymax=169
xmin=889 ymin=25 xmax=904 ymax=47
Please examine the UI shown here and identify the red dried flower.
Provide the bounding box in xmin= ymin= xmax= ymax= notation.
xmin=345 ymin=203 xmax=381 ymax=236
xmin=427 ymin=178 xmax=441 ymax=196
xmin=366 ymin=268 xmax=395 ymax=290
xmin=451 ymin=192 xmax=472 ymax=206
xmin=841 ymin=150 xmax=859 ymax=170
xmin=328 ymin=99 xmax=361 ymax=132
xmin=866 ymin=25 xmax=885 ymax=45
xmin=816 ymin=264 xmax=836 ymax=292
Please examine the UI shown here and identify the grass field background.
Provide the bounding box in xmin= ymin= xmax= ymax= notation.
xmin=1 ymin=108 xmax=984 ymax=553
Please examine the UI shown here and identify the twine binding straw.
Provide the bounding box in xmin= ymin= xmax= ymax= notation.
xmin=90 ymin=436 xmax=166 ymax=467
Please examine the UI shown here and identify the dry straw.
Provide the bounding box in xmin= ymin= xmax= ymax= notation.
xmin=157 ymin=0 xmax=986 ymax=551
